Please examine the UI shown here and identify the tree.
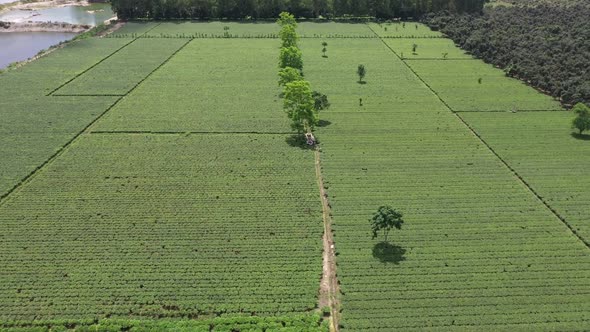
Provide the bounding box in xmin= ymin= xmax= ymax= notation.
xmin=312 ymin=91 xmax=330 ymax=111
xmin=279 ymin=24 xmax=299 ymax=48
xmin=278 ymin=66 xmax=302 ymax=87
xmin=277 ymin=11 xmax=297 ymax=27
xmin=357 ymin=64 xmax=366 ymax=83
xmin=283 ymin=80 xmax=318 ymax=133
xmin=571 ymin=103 xmax=590 ymax=135
xmin=370 ymin=206 xmax=404 ymax=243
xmin=412 ymin=43 xmax=418 ymax=54
xmin=279 ymin=46 xmax=303 ymax=70
xmin=321 ymin=41 xmax=328 ymax=57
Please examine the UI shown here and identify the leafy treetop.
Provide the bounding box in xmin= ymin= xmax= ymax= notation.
xmin=370 ymin=206 xmax=404 ymax=243
xmin=277 ymin=12 xmax=297 ymax=28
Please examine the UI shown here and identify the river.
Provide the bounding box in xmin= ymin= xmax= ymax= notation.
xmin=0 ymin=3 xmax=113 ymax=69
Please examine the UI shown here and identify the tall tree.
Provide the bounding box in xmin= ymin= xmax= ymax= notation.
xmin=279 ymin=24 xmax=299 ymax=48
xmin=279 ymin=46 xmax=303 ymax=70
xmin=283 ymin=80 xmax=318 ymax=133
xmin=278 ymin=67 xmax=302 ymax=87
xmin=572 ymin=103 xmax=590 ymax=135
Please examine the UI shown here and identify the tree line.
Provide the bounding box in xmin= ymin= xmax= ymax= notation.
xmin=111 ymin=0 xmax=485 ymax=20
xmin=423 ymin=3 xmax=590 ymax=107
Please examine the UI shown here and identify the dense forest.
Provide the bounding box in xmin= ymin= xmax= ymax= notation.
xmin=111 ymin=0 xmax=485 ymax=20
xmin=424 ymin=2 xmax=590 ymax=107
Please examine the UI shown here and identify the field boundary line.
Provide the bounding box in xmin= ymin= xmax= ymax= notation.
xmin=314 ymin=148 xmax=340 ymax=332
xmin=368 ymin=24 xmax=590 ymax=250
xmin=454 ymin=109 xmax=569 ymax=113
xmin=89 ymin=130 xmax=294 ymax=135
xmin=48 ymin=22 xmax=162 ymax=97
xmin=46 ymin=38 xmax=138 ymax=96
xmin=0 ymin=37 xmax=190 ymax=207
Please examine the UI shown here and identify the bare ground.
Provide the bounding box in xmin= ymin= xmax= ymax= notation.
xmin=315 ymin=148 xmax=340 ymax=332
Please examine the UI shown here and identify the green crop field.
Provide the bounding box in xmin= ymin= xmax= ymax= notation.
xmin=407 ymin=58 xmax=563 ymax=112
xmin=460 ymin=111 xmax=590 ymax=243
xmin=0 ymin=21 xmax=589 ymax=331
xmin=301 ymin=37 xmax=590 ymax=330
xmin=94 ymin=39 xmax=290 ymax=133
xmin=54 ymin=38 xmax=188 ymax=96
xmin=385 ymin=38 xmax=472 ymax=59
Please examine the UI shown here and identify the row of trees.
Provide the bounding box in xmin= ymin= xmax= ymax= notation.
xmin=423 ymin=3 xmax=590 ymax=107
xmin=111 ymin=0 xmax=486 ymax=20
xmin=277 ymin=12 xmax=323 ymax=135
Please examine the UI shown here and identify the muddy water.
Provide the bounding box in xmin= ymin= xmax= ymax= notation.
xmin=0 ymin=32 xmax=75 ymax=69
xmin=0 ymin=3 xmax=114 ymax=25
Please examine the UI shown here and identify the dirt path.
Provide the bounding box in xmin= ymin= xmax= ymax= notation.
xmin=314 ymin=148 xmax=340 ymax=332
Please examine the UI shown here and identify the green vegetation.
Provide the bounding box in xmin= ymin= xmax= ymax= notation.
xmin=370 ymin=206 xmax=404 ymax=242
xmin=1 ymin=20 xmax=589 ymax=331
xmin=571 ymin=103 xmax=590 ymax=135
xmin=300 ymin=36 xmax=590 ymax=330
xmin=94 ymin=39 xmax=289 ymax=133
xmin=407 ymin=59 xmax=563 ymax=111
xmin=356 ymin=64 xmax=366 ymax=83
xmin=460 ymin=111 xmax=590 ymax=243
xmin=368 ymin=22 xmax=443 ymax=38
xmin=385 ymin=38 xmax=471 ymax=59
xmin=54 ymin=39 xmax=187 ymax=96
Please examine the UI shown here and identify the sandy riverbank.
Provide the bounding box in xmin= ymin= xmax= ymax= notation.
xmin=0 ymin=20 xmax=91 ymax=32
xmin=0 ymin=0 xmax=91 ymax=14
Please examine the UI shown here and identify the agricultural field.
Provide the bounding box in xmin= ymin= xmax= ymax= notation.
xmin=0 ymin=21 xmax=589 ymax=331
xmin=94 ymin=39 xmax=290 ymax=133
xmin=301 ymin=36 xmax=590 ymax=330
xmin=53 ymin=38 xmax=188 ymax=96
xmin=385 ymin=38 xmax=472 ymax=59
xmin=460 ymin=111 xmax=590 ymax=243
xmin=0 ymin=134 xmax=323 ymax=320
xmin=368 ymin=22 xmax=443 ymax=37
xmin=407 ymin=59 xmax=563 ymax=112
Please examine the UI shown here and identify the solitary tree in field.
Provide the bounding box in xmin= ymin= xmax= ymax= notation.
xmin=312 ymin=91 xmax=330 ymax=111
xmin=279 ymin=24 xmax=298 ymax=48
xmin=412 ymin=43 xmax=418 ymax=54
xmin=370 ymin=206 xmax=404 ymax=243
xmin=572 ymin=103 xmax=590 ymax=135
xmin=321 ymin=41 xmax=328 ymax=57
xmin=357 ymin=64 xmax=366 ymax=84
xmin=278 ymin=67 xmax=302 ymax=87
xmin=279 ymin=46 xmax=303 ymax=70
xmin=283 ymin=80 xmax=318 ymax=133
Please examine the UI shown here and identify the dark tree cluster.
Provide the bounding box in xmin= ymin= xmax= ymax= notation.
xmin=424 ymin=3 xmax=590 ymax=107
xmin=111 ymin=0 xmax=484 ymax=20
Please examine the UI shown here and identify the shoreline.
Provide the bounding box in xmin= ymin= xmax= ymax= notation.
xmin=0 ymin=0 xmax=92 ymax=14
xmin=0 ymin=20 xmax=91 ymax=32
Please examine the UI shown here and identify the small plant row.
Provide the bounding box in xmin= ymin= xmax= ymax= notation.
xmin=107 ymin=33 xmax=281 ymax=39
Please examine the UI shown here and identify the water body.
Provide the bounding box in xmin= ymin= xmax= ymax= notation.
xmin=0 ymin=3 xmax=113 ymax=69
xmin=0 ymin=3 xmax=114 ymax=25
xmin=0 ymin=32 xmax=75 ymax=68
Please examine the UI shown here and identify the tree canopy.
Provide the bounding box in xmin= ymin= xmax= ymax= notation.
xmin=278 ymin=67 xmax=302 ymax=87
xmin=572 ymin=103 xmax=590 ymax=135
xmin=279 ymin=46 xmax=303 ymax=71
xmin=283 ymin=80 xmax=318 ymax=133
xmin=111 ymin=0 xmax=485 ymax=20
xmin=370 ymin=206 xmax=404 ymax=243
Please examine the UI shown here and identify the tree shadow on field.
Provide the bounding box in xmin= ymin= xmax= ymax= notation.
xmin=285 ymin=134 xmax=316 ymax=150
xmin=317 ymin=119 xmax=331 ymax=128
xmin=357 ymin=81 xmax=367 ymax=85
xmin=571 ymin=133 xmax=590 ymax=141
xmin=372 ymin=242 xmax=406 ymax=264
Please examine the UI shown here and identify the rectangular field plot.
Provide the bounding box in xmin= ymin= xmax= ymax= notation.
xmin=460 ymin=111 xmax=590 ymax=243
xmin=305 ymin=37 xmax=590 ymax=331
xmin=408 ymin=60 xmax=563 ymax=112
xmin=385 ymin=38 xmax=473 ymax=59
xmin=0 ymin=134 xmax=323 ymax=320
xmin=54 ymin=38 xmax=188 ymax=96
xmin=0 ymin=96 xmax=118 ymax=198
xmin=143 ymin=21 xmax=278 ymax=38
xmin=297 ymin=22 xmax=374 ymax=38
xmin=300 ymin=38 xmax=446 ymax=114
xmin=94 ymin=39 xmax=290 ymax=133
xmin=368 ymin=22 xmax=443 ymax=38
xmin=0 ymin=38 xmax=130 ymax=96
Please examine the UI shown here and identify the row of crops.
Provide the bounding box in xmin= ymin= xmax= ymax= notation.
xmin=301 ymin=35 xmax=590 ymax=330
xmin=0 ymin=134 xmax=324 ymax=320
